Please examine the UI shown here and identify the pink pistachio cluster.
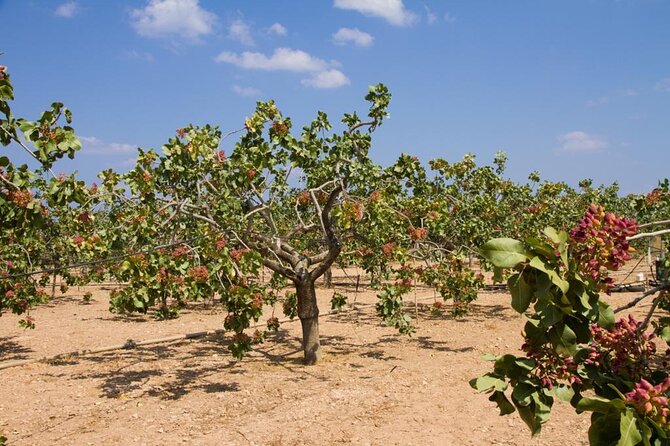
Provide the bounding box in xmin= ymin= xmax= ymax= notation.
xmin=624 ymin=378 xmax=670 ymax=428
xmin=522 ymin=342 xmax=582 ymax=390
xmin=170 ymin=246 xmax=190 ymax=259
xmin=266 ymin=317 xmax=280 ymax=331
xmin=569 ymin=204 xmax=637 ymax=289
xmin=157 ymin=267 xmax=184 ymax=286
xmin=585 ymin=315 xmax=656 ymax=381
xmin=230 ymin=248 xmax=249 ymax=263
xmin=187 ymin=265 xmax=209 ymax=283
xmin=7 ymin=189 xmax=33 ymax=208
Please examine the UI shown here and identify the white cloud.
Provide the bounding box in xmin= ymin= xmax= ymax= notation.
xmin=444 ymin=12 xmax=456 ymax=23
xmin=654 ymin=77 xmax=670 ymax=92
xmin=555 ymin=131 xmax=608 ymax=153
xmin=55 ymin=1 xmax=77 ymax=18
xmin=332 ymin=28 xmax=374 ymax=47
xmin=334 ymin=0 xmax=418 ymax=26
xmin=268 ymin=23 xmax=287 ymax=36
xmin=215 ymin=48 xmax=329 ymax=72
xmin=79 ymin=136 xmax=136 ymax=155
xmin=232 ymin=85 xmax=261 ymax=97
xmin=301 ymin=69 xmax=350 ymax=89
xmin=228 ymin=19 xmax=254 ymax=46
xmin=586 ymin=96 xmax=608 ymax=107
xmin=216 ymin=48 xmax=350 ymax=89
xmin=130 ymin=0 xmax=217 ymax=42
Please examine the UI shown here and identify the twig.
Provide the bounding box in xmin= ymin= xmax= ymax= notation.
xmin=614 ymin=284 xmax=668 ymax=313
xmin=637 ymin=290 xmax=667 ymax=334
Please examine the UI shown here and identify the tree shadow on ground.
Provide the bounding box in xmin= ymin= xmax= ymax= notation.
xmin=0 ymin=336 xmax=34 ymax=361
xmin=66 ymin=336 xmax=241 ymax=400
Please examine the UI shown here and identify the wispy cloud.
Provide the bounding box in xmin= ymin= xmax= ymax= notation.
xmin=586 ymin=96 xmax=609 ymax=107
xmin=79 ymin=136 xmax=136 ymax=155
xmin=215 ymin=48 xmax=349 ymax=89
xmin=332 ymin=28 xmax=374 ymax=47
xmin=55 ymin=1 xmax=77 ymax=18
xmin=130 ymin=0 xmax=217 ymax=43
xmin=267 ymin=23 xmax=287 ymax=36
xmin=555 ymin=131 xmax=608 ymax=153
xmin=617 ymin=88 xmax=637 ymax=97
xmin=123 ymin=50 xmax=155 ymax=63
xmin=444 ymin=12 xmax=456 ymax=23
xmin=334 ymin=0 xmax=418 ymax=27
xmin=424 ymin=5 xmax=438 ymax=25
xmin=232 ymin=85 xmax=261 ymax=97
xmin=654 ymin=77 xmax=670 ymax=92
xmin=228 ymin=19 xmax=254 ymax=46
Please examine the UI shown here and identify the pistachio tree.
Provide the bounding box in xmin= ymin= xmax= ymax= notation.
xmin=102 ymin=85 xmax=391 ymax=364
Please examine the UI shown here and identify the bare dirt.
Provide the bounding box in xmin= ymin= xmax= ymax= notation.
xmin=0 ymin=271 xmax=662 ymax=445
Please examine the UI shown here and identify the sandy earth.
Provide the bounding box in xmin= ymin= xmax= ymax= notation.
xmin=0 ymin=271 xmax=664 ymax=446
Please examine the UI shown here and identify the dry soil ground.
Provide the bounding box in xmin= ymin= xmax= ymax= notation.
xmin=0 ymin=272 xmax=664 ymax=445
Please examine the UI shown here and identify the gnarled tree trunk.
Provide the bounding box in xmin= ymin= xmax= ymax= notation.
xmin=296 ymin=277 xmax=320 ymax=365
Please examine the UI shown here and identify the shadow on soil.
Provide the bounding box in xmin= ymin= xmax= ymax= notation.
xmin=66 ymin=337 xmax=242 ymax=400
xmin=43 ymin=295 xmax=508 ymax=401
xmin=0 ymin=336 xmax=34 ymax=361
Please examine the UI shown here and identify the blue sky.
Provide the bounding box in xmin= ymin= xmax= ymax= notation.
xmin=2 ymin=0 xmax=669 ymax=193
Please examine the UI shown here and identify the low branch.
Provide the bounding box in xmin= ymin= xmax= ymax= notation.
xmin=613 ymin=284 xmax=669 ymax=313
xmin=637 ymin=219 xmax=670 ymax=230
xmin=628 ymin=228 xmax=670 ymax=241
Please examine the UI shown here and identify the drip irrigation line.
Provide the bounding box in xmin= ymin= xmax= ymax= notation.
xmin=0 ymin=236 xmax=208 ymax=281
xmin=0 ymin=292 xmax=442 ymax=371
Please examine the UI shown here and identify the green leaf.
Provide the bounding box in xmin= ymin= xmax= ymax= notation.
xmin=508 ymin=273 xmax=533 ymax=313
xmin=512 ymin=382 xmax=537 ymax=406
xmin=470 ymin=374 xmax=507 ymax=392
xmin=529 ymin=256 xmax=569 ymax=295
xmin=489 ymin=390 xmax=516 ymax=415
xmin=515 ymin=402 xmax=543 ymax=436
xmin=577 ymin=397 xmax=616 ymax=414
xmin=543 ymin=227 xmax=567 ymax=245
xmin=548 ymin=384 xmax=575 ymax=403
xmin=617 ymin=408 xmax=642 ymax=446
xmin=590 ymin=412 xmax=624 ymax=446
xmin=548 ymin=322 xmax=577 ymax=356
xmin=0 ymin=156 xmax=8 ymax=166
xmin=598 ymin=301 xmax=615 ymax=329
xmin=479 ymin=238 xmax=530 ymax=268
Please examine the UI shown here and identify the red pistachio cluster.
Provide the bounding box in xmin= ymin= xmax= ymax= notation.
xmin=215 ymin=237 xmax=227 ymax=251
xmin=170 ymin=246 xmax=190 ymax=259
xmin=624 ymin=378 xmax=670 ymax=428
xmin=7 ymin=189 xmax=33 ymax=208
xmin=266 ymin=317 xmax=280 ymax=331
xmin=569 ymin=204 xmax=637 ymax=288
xmin=382 ymin=242 xmax=396 ymax=256
xmin=521 ymin=342 xmax=582 ymax=390
xmin=187 ymin=265 xmax=209 ymax=283
xmin=230 ymin=248 xmax=249 ymax=263
xmin=585 ymin=315 xmax=656 ymax=381
xmin=409 ymin=227 xmax=428 ymax=241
